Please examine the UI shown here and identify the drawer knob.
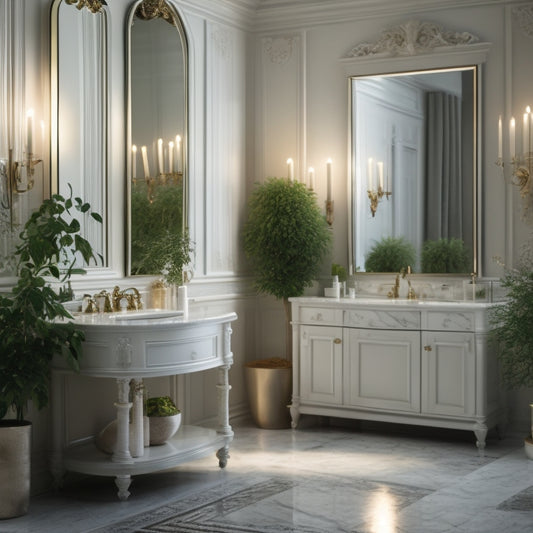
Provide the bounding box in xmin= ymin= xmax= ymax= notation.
xmin=334 ymin=338 xmax=342 ymax=344
xmin=424 ymin=345 xmax=432 ymax=351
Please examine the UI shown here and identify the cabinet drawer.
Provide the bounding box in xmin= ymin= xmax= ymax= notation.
xmin=344 ymin=309 xmax=420 ymax=329
xmin=146 ymin=335 xmax=217 ymax=367
xmin=299 ymin=307 xmax=343 ymax=325
xmin=424 ymin=311 xmax=475 ymax=332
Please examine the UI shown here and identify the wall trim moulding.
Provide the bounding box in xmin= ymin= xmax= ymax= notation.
xmin=512 ymin=4 xmax=533 ymax=37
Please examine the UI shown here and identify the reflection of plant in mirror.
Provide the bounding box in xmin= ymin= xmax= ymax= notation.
xmin=131 ymin=182 xmax=187 ymax=281
xmin=421 ymin=238 xmax=470 ymax=273
xmin=365 ymin=236 xmax=416 ymax=272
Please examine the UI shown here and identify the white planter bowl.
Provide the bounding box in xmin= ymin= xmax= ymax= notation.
xmin=149 ymin=413 xmax=181 ymax=445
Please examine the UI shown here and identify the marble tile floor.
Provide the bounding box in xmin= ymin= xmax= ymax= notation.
xmin=2 ymin=419 xmax=533 ymax=533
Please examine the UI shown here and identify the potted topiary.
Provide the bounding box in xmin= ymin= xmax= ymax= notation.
xmin=364 ymin=236 xmax=416 ymax=272
xmin=0 ymin=187 xmax=101 ymax=518
xmin=421 ymin=237 xmax=470 ymax=273
xmin=243 ymin=177 xmax=331 ymax=428
xmin=489 ymin=243 xmax=533 ymax=459
xmin=146 ymin=395 xmax=182 ymax=445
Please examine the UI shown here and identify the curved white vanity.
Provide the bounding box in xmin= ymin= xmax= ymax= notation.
xmin=51 ymin=310 xmax=237 ymax=500
xmin=290 ymin=297 xmax=505 ymax=453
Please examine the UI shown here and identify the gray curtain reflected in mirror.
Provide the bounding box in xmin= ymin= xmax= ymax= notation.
xmin=128 ymin=0 xmax=188 ymax=277
xmin=351 ymin=67 xmax=476 ymax=274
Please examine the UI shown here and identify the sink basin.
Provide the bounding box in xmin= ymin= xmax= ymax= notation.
xmin=71 ymin=308 xmax=184 ymax=324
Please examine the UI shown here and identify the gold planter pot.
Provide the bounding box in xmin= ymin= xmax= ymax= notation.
xmin=0 ymin=421 xmax=31 ymax=518
xmin=244 ymin=359 xmax=292 ymax=429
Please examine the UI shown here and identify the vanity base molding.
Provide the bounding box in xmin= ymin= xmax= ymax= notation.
xmin=289 ymin=298 xmax=505 ymax=453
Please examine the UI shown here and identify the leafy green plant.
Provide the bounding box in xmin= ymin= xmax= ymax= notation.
xmin=0 ymin=187 xmax=102 ymax=421
xmin=421 ymin=238 xmax=470 ymax=273
xmin=364 ymin=236 xmax=416 ymax=272
xmin=147 ymin=396 xmax=180 ymax=417
xmin=331 ymin=263 xmax=347 ymax=282
xmin=490 ymin=246 xmax=533 ymax=389
xmin=243 ymin=177 xmax=331 ymax=356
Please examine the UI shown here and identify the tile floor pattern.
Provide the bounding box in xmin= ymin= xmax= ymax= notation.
xmin=2 ymin=420 xmax=533 ymax=533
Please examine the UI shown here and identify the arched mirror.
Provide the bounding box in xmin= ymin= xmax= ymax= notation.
xmin=351 ymin=66 xmax=477 ymax=274
xmin=127 ymin=0 xmax=188 ymax=277
xmin=51 ymin=0 xmax=108 ymax=267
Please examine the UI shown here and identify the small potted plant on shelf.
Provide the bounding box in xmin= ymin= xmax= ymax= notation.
xmin=489 ymin=242 xmax=533 ymax=459
xmin=0 ymin=187 xmax=101 ymax=518
xmin=147 ymin=396 xmax=182 ymax=445
xmin=243 ymin=177 xmax=331 ymax=428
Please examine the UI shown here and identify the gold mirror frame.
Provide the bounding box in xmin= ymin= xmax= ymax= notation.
xmin=126 ymin=0 xmax=188 ymax=278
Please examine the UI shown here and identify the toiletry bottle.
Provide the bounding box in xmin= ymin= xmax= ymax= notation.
xmin=332 ymin=275 xmax=340 ymax=299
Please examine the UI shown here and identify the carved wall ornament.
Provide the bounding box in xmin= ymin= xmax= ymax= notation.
xmin=512 ymin=5 xmax=533 ymax=38
xmin=135 ymin=0 xmax=176 ymax=26
xmin=263 ymin=36 xmax=298 ymax=65
xmin=65 ymin=0 xmax=106 ymax=14
xmin=211 ymin=26 xmax=232 ymax=59
xmin=346 ymin=20 xmax=479 ymax=58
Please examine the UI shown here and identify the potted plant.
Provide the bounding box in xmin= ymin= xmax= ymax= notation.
xmin=364 ymin=236 xmax=416 ymax=272
xmin=243 ymin=177 xmax=331 ymax=428
xmin=421 ymin=237 xmax=470 ymax=273
xmin=489 ymin=243 xmax=533 ymax=458
xmin=0 ymin=187 xmax=101 ymax=518
xmin=147 ymin=396 xmax=182 ymax=445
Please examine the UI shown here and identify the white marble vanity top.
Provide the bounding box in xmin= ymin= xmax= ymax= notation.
xmin=290 ymin=296 xmax=495 ymax=310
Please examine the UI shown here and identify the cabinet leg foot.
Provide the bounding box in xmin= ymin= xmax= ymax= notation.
xmin=115 ymin=475 xmax=131 ymax=501
xmin=290 ymin=404 xmax=300 ymax=429
xmin=474 ymin=425 xmax=487 ymax=457
xmin=216 ymin=446 xmax=230 ymax=468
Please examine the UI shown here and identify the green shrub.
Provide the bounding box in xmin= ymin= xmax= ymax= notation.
xmin=421 ymin=238 xmax=470 ymax=273
xmin=364 ymin=236 xmax=416 ymax=272
xmin=147 ymin=396 xmax=180 ymax=417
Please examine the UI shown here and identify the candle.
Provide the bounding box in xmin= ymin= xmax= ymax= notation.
xmin=326 ymin=158 xmax=332 ymax=201
xmin=498 ymin=115 xmax=502 ymax=159
xmin=141 ymin=145 xmax=150 ymax=178
xmin=175 ymin=135 xmax=181 ymax=172
xmin=377 ymin=161 xmax=384 ymax=190
xmin=287 ymin=158 xmax=294 ymax=181
xmin=157 ymin=138 xmax=164 ymax=174
xmin=132 ymin=145 xmax=137 ymax=180
xmin=510 ymin=117 xmax=516 ymax=159
xmin=168 ymin=141 xmax=174 ymax=173
xmin=308 ymin=167 xmax=315 ymax=190
xmin=367 ymin=157 xmax=373 ymax=190
xmin=26 ymin=108 xmax=34 ymax=155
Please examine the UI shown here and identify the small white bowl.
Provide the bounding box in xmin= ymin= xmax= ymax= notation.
xmin=149 ymin=413 xmax=181 ymax=445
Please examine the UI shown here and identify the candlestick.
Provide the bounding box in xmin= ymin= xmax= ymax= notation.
xmin=377 ymin=161 xmax=384 ymax=190
xmin=326 ymin=158 xmax=332 ymax=201
xmin=26 ymin=108 xmax=34 ymax=155
xmin=141 ymin=145 xmax=150 ymax=178
xmin=132 ymin=145 xmax=137 ymax=180
xmin=510 ymin=117 xmax=516 ymax=159
xmin=157 ymin=138 xmax=164 ymax=174
xmin=498 ymin=115 xmax=502 ymax=160
xmin=308 ymin=167 xmax=315 ymax=190
xmin=176 ymin=135 xmax=181 ymax=172
xmin=168 ymin=141 xmax=174 ymax=173
xmin=287 ymin=158 xmax=294 ymax=181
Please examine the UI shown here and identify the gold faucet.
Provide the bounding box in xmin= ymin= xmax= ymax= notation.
xmin=112 ymin=286 xmax=143 ymax=311
xmin=388 ymin=266 xmax=416 ymax=299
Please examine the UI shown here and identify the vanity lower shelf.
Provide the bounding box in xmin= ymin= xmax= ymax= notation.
xmin=63 ymin=425 xmax=228 ymax=478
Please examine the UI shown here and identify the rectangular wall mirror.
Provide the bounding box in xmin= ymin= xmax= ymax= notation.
xmin=350 ymin=66 xmax=478 ymax=275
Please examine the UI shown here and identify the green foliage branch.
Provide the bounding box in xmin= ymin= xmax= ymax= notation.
xmin=421 ymin=238 xmax=470 ymax=273
xmin=0 ymin=187 xmax=102 ymax=421
xmin=490 ymin=246 xmax=533 ymax=390
xmin=365 ymin=236 xmax=416 ymax=272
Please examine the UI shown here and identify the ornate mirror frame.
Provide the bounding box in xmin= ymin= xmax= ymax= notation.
xmin=340 ymin=21 xmax=491 ymax=277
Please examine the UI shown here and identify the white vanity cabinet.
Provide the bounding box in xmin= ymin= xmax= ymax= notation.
xmin=290 ymin=298 xmax=505 ymax=451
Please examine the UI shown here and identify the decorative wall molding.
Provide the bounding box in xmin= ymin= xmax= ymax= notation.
xmin=211 ymin=24 xmax=233 ymax=59
xmin=263 ymin=36 xmax=298 ymax=64
xmin=512 ymin=5 xmax=533 ymax=38
xmin=345 ymin=20 xmax=479 ymax=58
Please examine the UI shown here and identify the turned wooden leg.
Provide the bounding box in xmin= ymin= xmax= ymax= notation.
xmin=115 ymin=475 xmax=132 ymax=501
xmin=290 ymin=397 xmax=300 ymax=429
xmin=216 ymin=446 xmax=230 ymax=468
xmin=474 ymin=424 xmax=488 ymax=457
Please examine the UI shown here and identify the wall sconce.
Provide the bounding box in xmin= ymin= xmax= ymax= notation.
xmin=0 ymin=110 xmax=43 ymax=225
xmin=65 ymin=0 xmax=107 ymax=14
xmin=367 ymin=158 xmax=391 ymax=217
xmin=132 ymin=134 xmax=183 ymax=203
xmin=497 ymin=108 xmax=532 ymax=214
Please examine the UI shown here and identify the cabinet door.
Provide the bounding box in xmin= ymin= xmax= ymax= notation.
xmin=300 ymin=325 xmax=343 ymax=405
xmin=345 ymin=329 xmax=421 ymax=412
xmin=421 ymin=331 xmax=475 ymax=417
